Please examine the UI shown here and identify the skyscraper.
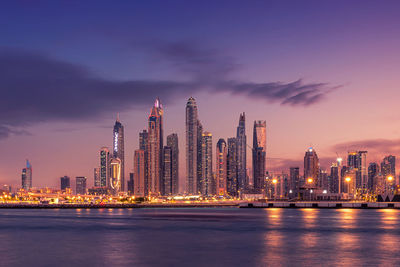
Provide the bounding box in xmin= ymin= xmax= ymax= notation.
xmin=216 ymin=139 xmax=227 ymax=196
xmin=163 ymin=146 xmax=172 ymax=195
xmin=60 ymin=176 xmax=70 ymax=191
xmin=304 ymin=147 xmax=319 ymax=188
xmin=139 ymin=130 xmax=149 ymax=195
xmin=329 ymin=163 xmax=339 ymax=193
xmin=167 ymin=133 xmax=179 ymax=195
xmin=21 ymin=160 xmax=32 ymax=191
xmin=113 ymin=116 xmax=125 ymax=191
xmin=368 ymin=162 xmax=379 ymax=190
xmin=252 ymin=120 xmax=266 ymax=192
xmin=109 ymin=158 xmax=122 ymax=195
xmin=289 ymin=167 xmax=300 ymax=197
xmin=148 ymin=98 xmax=163 ymax=196
xmin=186 ymin=97 xmax=199 ymax=194
xmin=134 ymin=149 xmax=146 ymax=197
xmin=99 ymin=147 xmax=110 ymax=187
xmin=227 ymin=137 xmax=238 ymax=197
xmin=76 ymin=176 xmax=87 ymax=195
xmin=94 ymin=167 xmax=101 ymax=187
xmin=128 ymin=172 xmax=134 ymax=195
xmin=347 ymin=151 xmax=367 ymax=188
xmin=201 ymin=132 xmax=213 ymax=195
xmin=196 ymin=120 xmax=203 ymax=194
xmin=236 ymin=113 xmax=247 ymax=191
xmin=381 ymin=155 xmax=396 ymax=179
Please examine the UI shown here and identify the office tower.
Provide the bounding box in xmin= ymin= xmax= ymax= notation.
xmin=381 ymin=155 xmax=396 ymax=179
xmin=163 ymin=146 xmax=172 ymax=195
xmin=304 ymin=147 xmax=319 ymax=188
xmin=236 ymin=112 xmax=247 ymax=190
xmin=127 ymin=172 xmax=134 ymax=195
xmin=289 ymin=167 xmax=300 ymax=197
xmin=76 ymin=176 xmax=87 ymax=195
xmin=216 ymin=139 xmax=227 ymax=196
xmin=186 ymin=97 xmax=199 ymax=194
xmin=167 ymin=133 xmax=179 ymax=195
xmin=21 ymin=160 xmax=32 ymax=191
xmin=99 ymin=147 xmax=110 ymax=187
xmin=347 ymin=151 xmax=367 ymax=188
xmin=329 ymin=163 xmax=339 ymax=193
xmin=319 ymin=169 xmax=328 ymax=190
xmin=94 ymin=167 xmax=101 ymax=187
xmin=113 ymin=116 xmax=125 ymax=191
xmin=253 ymin=120 xmax=266 ymax=192
xmin=196 ymin=120 xmax=203 ymax=194
xmin=201 ymin=132 xmax=213 ymax=195
xmin=139 ymin=130 xmax=149 ymax=195
xmin=148 ymin=98 xmax=163 ymax=196
xmin=368 ymin=162 xmax=379 ymax=191
xmin=134 ymin=149 xmax=146 ymax=197
xmin=109 ymin=158 xmax=122 ymax=195
xmin=60 ymin=176 xmax=71 ymax=191
xmin=227 ymin=138 xmax=238 ymax=197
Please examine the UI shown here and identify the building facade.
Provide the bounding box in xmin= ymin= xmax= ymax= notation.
xmin=60 ymin=176 xmax=70 ymax=191
xmin=186 ymin=97 xmax=199 ymax=194
xmin=148 ymin=98 xmax=163 ymax=196
xmin=167 ymin=133 xmax=179 ymax=195
xmin=21 ymin=160 xmax=32 ymax=191
xmin=304 ymin=147 xmax=319 ymax=188
xmin=76 ymin=176 xmax=87 ymax=195
xmin=113 ymin=117 xmax=125 ymax=191
xmin=99 ymin=147 xmax=110 ymax=188
xmin=227 ymin=137 xmax=238 ymax=197
xmin=253 ymin=120 xmax=266 ymax=192
xmin=134 ymin=149 xmax=146 ymax=197
xmin=236 ymin=113 xmax=247 ymax=191
xmin=201 ymin=132 xmax=213 ymax=195
xmin=216 ymin=139 xmax=227 ymax=196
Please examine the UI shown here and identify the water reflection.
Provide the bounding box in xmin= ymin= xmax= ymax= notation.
xmin=378 ymin=209 xmax=398 ymax=230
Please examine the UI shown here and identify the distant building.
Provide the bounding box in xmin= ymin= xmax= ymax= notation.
xmin=368 ymin=162 xmax=379 ymax=190
xmin=134 ymin=149 xmax=146 ymax=197
xmin=304 ymin=147 xmax=319 ymax=188
xmin=167 ymin=133 xmax=179 ymax=195
xmin=76 ymin=176 xmax=87 ymax=195
xmin=201 ymin=132 xmax=213 ymax=195
xmin=216 ymin=139 xmax=227 ymax=196
xmin=196 ymin=120 xmax=203 ymax=194
xmin=94 ymin=167 xmax=101 ymax=187
xmin=381 ymin=155 xmax=396 ymax=180
xmin=21 ymin=160 xmax=32 ymax=191
xmin=163 ymin=146 xmax=172 ymax=195
xmin=109 ymin=158 xmax=122 ymax=195
xmin=227 ymin=138 xmax=238 ymax=197
xmin=127 ymin=172 xmax=134 ymax=195
xmin=329 ymin=163 xmax=339 ymax=193
xmin=139 ymin=130 xmax=149 ymax=195
xmin=186 ymin=97 xmax=199 ymax=195
xmin=60 ymin=176 xmax=71 ymax=191
xmin=253 ymin=120 xmax=266 ymax=193
xmin=347 ymin=151 xmax=367 ymax=188
xmin=289 ymin=167 xmax=300 ymax=197
xmin=148 ymin=98 xmax=163 ymax=196
xmin=100 ymin=147 xmax=110 ymax=187
xmin=113 ymin=115 xmax=125 ymax=191
xmin=236 ymin=113 xmax=247 ymax=191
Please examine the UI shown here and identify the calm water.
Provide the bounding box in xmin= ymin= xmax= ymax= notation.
xmin=0 ymin=208 xmax=399 ymax=266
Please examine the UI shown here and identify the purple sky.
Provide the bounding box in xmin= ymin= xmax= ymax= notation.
xmin=1 ymin=0 xmax=400 ymax=190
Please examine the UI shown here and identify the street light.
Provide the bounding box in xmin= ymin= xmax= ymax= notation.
xmin=345 ymin=177 xmax=351 ymax=194
xmin=307 ymin=178 xmax=313 ymax=184
xmin=387 ymin=176 xmax=393 ymax=182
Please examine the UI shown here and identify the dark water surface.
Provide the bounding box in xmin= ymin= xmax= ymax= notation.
xmin=0 ymin=208 xmax=399 ymax=266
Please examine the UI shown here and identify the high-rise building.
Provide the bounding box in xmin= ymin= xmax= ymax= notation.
xmin=227 ymin=138 xmax=238 ymax=197
xmin=329 ymin=163 xmax=339 ymax=193
xmin=368 ymin=162 xmax=379 ymax=190
xmin=60 ymin=176 xmax=70 ymax=191
xmin=139 ymin=130 xmax=149 ymax=195
xmin=127 ymin=172 xmax=134 ymax=195
xmin=304 ymin=147 xmax=319 ymax=188
xmin=134 ymin=149 xmax=146 ymax=197
xmin=21 ymin=160 xmax=32 ymax=191
xmin=196 ymin=120 xmax=203 ymax=194
xmin=201 ymin=132 xmax=213 ymax=195
xmin=347 ymin=151 xmax=367 ymax=188
xmin=163 ymin=146 xmax=172 ymax=195
xmin=76 ymin=176 xmax=87 ymax=195
xmin=381 ymin=155 xmax=396 ymax=179
xmin=100 ymin=147 xmax=110 ymax=187
xmin=109 ymin=158 xmax=122 ymax=195
xmin=252 ymin=120 xmax=266 ymax=192
xmin=148 ymin=98 xmax=163 ymax=196
xmin=289 ymin=167 xmax=300 ymax=197
xmin=236 ymin=113 xmax=247 ymax=191
xmin=186 ymin=97 xmax=199 ymax=194
xmin=94 ymin=167 xmax=101 ymax=187
xmin=167 ymin=133 xmax=179 ymax=195
xmin=216 ymin=139 xmax=227 ymax=196
xmin=113 ymin=116 xmax=125 ymax=191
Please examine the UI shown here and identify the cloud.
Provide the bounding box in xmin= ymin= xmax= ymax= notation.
xmin=0 ymin=44 xmax=341 ymax=139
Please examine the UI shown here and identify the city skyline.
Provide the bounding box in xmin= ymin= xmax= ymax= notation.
xmin=3 ymin=1 xmax=400 ymax=190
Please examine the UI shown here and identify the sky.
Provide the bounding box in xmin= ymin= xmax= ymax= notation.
xmin=2 ymin=0 xmax=400 ymax=190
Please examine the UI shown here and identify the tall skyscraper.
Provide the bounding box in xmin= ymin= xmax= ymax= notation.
xmin=236 ymin=113 xmax=247 ymax=190
xmin=381 ymin=155 xmax=396 ymax=179
xmin=94 ymin=167 xmax=101 ymax=187
xmin=201 ymin=132 xmax=213 ymax=195
xmin=21 ymin=160 xmax=32 ymax=191
xmin=289 ymin=167 xmax=300 ymax=197
xmin=76 ymin=176 xmax=87 ymax=195
xmin=347 ymin=151 xmax=367 ymax=188
xmin=216 ymin=139 xmax=227 ymax=196
xmin=134 ymin=149 xmax=146 ymax=197
xmin=148 ymin=98 xmax=163 ymax=196
xmin=227 ymin=138 xmax=238 ymax=197
xmin=99 ymin=147 xmax=110 ymax=187
xmin=163 ymin=146 xmax=172 ymax=195
xmin=167 ymin=133 xmax=179 ymax=195
xmin=186 ymin=97 xmax=199 ymax=194
xmin=113 ymin=116 xmax=125 ymax=191
xmin=252 ymin=120 xmax=266 ymax=192
xmin=304 ymin=147 xmax=319 ymax=188
xmin=127 ymin=172 xmax=134 ymax=195
xmin=329 ymin=163 xmax=339 ymax=193
xmin=109 ymin=158 xmax=122 ymax=195
xmin=196 ymin=120 xmax=203 ymax=194
xmin=139 ymin=130 xmax=149 ymax=195
xmin=60 ymin=176 xmax=70 ymax=191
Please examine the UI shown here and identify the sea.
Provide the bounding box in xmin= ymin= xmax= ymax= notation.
xmin=0 ymin=208 xmax=399 ymax=266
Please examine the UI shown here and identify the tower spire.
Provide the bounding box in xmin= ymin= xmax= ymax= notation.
xmin=116 ymin=113 xmax=120 ymax=122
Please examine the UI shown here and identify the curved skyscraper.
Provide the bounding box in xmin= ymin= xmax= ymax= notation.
xmin=186 ymin=97 xmax=199 ymax=194
xmin=236 ymin=113 xmax=246 ymax=190
xmin=113 ymin=115 xmax=125 ymax=191
xmin=148 ymin=98 xmax=163 ymax=196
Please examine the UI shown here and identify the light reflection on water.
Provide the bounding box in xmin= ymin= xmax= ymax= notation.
xmin=0 ymin=208 xmax=400 ymax=266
